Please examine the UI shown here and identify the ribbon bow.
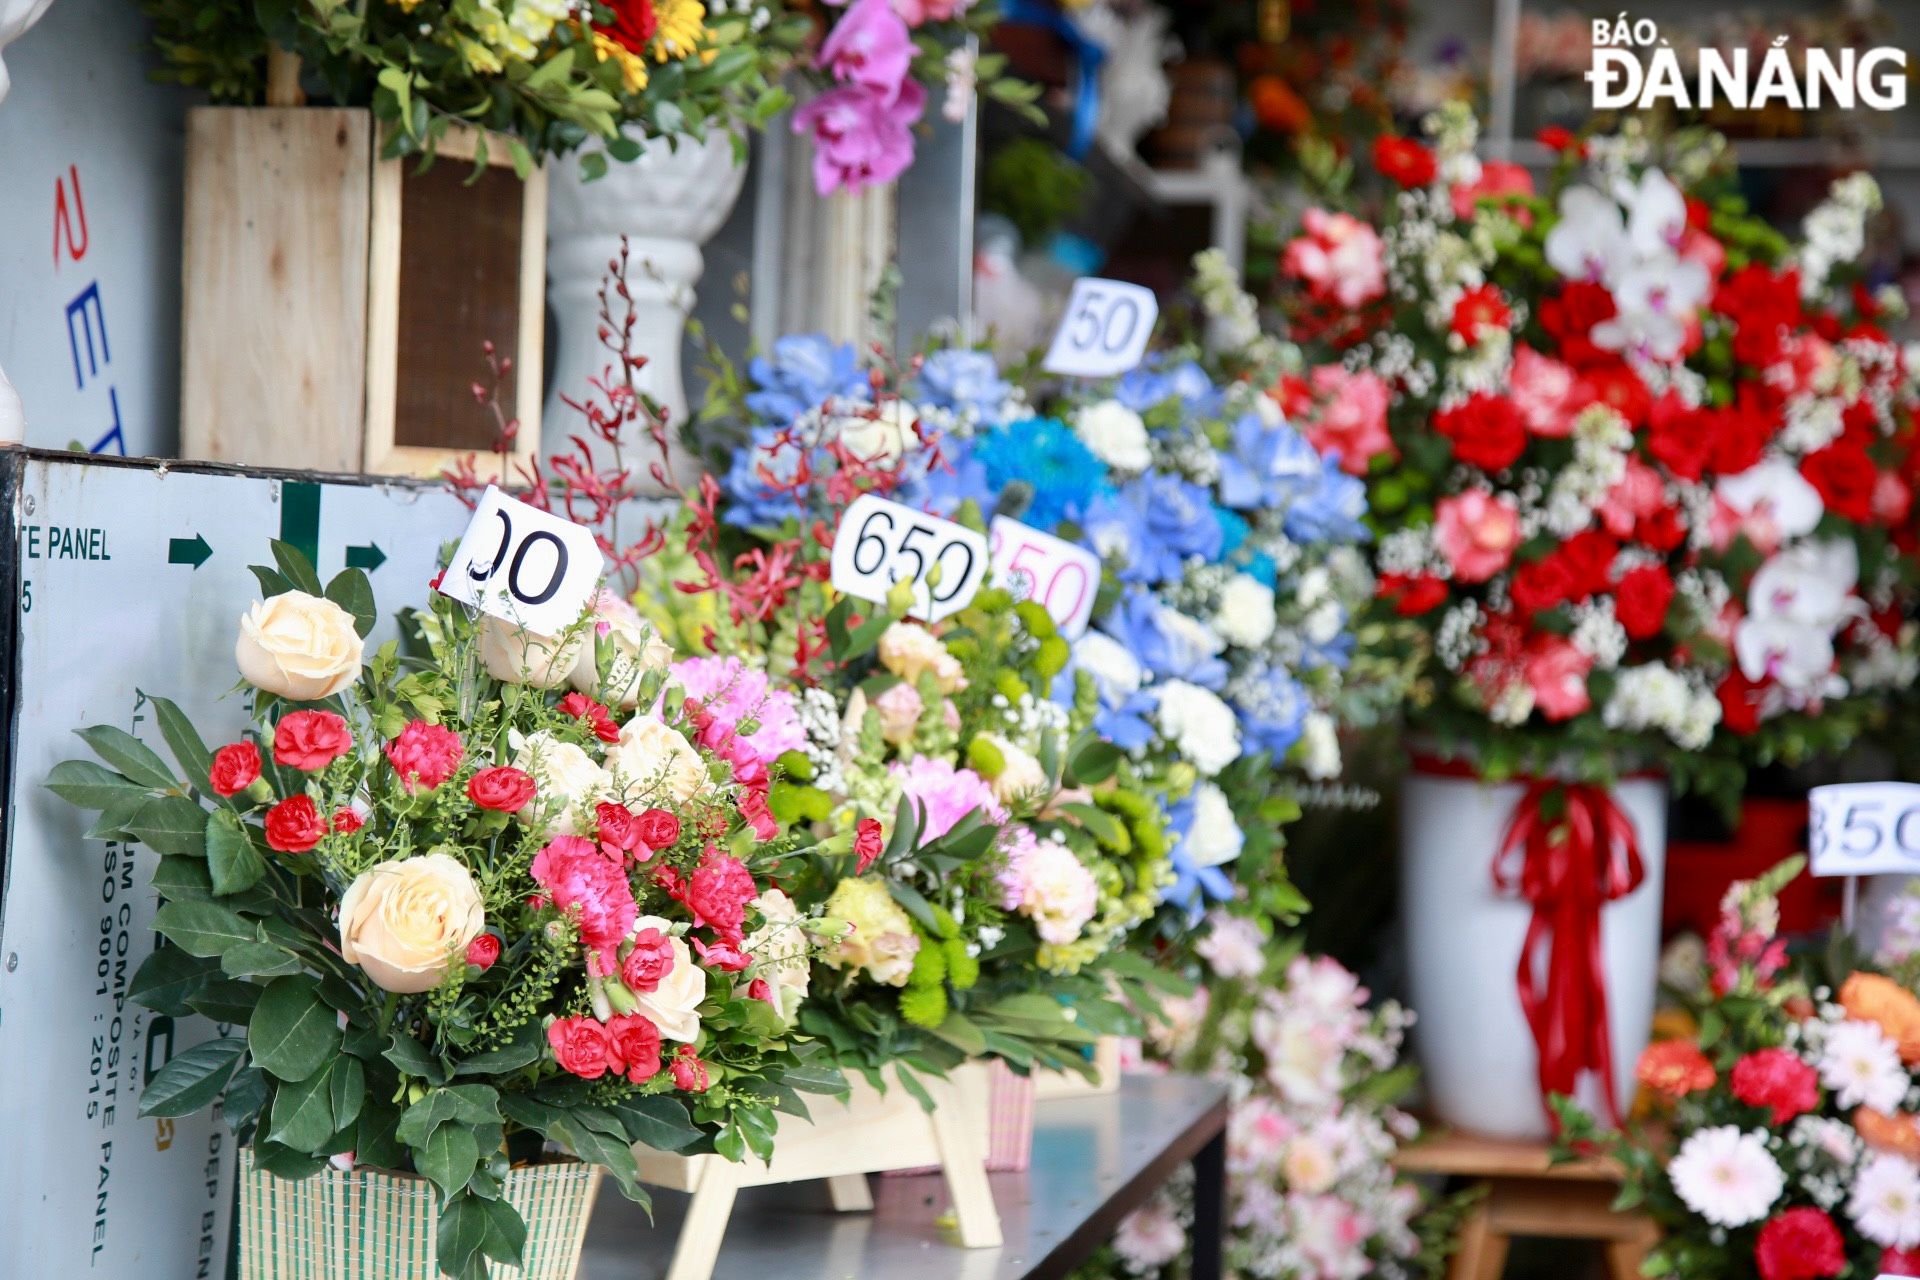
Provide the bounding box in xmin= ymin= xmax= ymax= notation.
xmin=1490 ymin=781 xmax=1645 ymax=1128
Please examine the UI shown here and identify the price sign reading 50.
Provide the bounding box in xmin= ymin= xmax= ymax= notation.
xmin=437 ymin=486 xmax=605 ymax=636
xmin=1808 ymin=782 xmax=1920 ymax=877
xmin=1043 ymin=278 xmax=1159 ymax=379
xmin=989 ymin=516 xmax=1101 ymax=638
xmin=830 ymin=494 xmax=990 ymax=624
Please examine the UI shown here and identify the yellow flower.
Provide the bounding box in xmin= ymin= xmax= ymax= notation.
xmin=820 ymin=878 xmax=919 ymax=987
xmin=651 ymin=0 xmax=708 ymax=62
xmin=592 ymin=30 xmax=650 ymax=92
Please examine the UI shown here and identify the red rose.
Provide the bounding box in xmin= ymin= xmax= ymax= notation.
xmin=1538 ymin=282 xmax=1619 ymax=368
xmin=596 ymin=801 xmax=643 ymax=853
xmin=1646 ymin=392 xmax=1712 ymax=481
xmin=1435 ymin=392 xmax=1527 ymax=471
xmin=1377 ymin=572 xmax=1449 ymax=617
xmin=1535 ymin=125 xmax=1582 ymax=156
xmin=670 ymin=1045 xmax=710 ymax=1093
xmin=332 ymin=807 xmax=364 ymax=834
xmin=209 ymin=741 xmax=261 ymax=797
xmin=748 ymin=978 xmax=774 ymax=1005
xmin=385 ymin=720 xmax=463 ymax=792
xmin=739 ymin=789 xmax=778 ymax=842
xmin=466 ymin=934 xmax=501 ymax=971
xmin=548 ymin=1016 xmax=613 ymax=1080
xmin=1559 ymin=530 xmax=1617 ymax=599
xmin=272 ymin=710 xmax=352 ymax=772
xmin=621 ymin=927 xmax=676 ymax=993
xmin=1754 ymin=1208 xmax=1844 ymax=1280
xmin=1510 ymin=556 xmax=1576 ymax=615
xmin=1636 ymin=506 xmax=1687 ymax=553
xmin=557 ymin=692 xmax=619 ymax=743
xmin=468 ymin=766 xmax=537 ymax=813
xmin=1614 ymin=564 xmax=1675 ymax=640
xmin=1718 ymin=669 xmax=1767 ymax=736
xmin=1730 ymin=1047 xmax=1820 ymax=1125
xmin=264 ymin=794 xmax=327 ymax=853
xmin=1450 ymin=285 xmax=1512 ymax=345
xmin=634 ymin=807 xmax=681 ymax=852
xmin=1702 ymin=392 xmax=1773 ymax=475
xmin=1715 ymin=264 xmax=1804 ymax=367
xmin=596 ymin=0 xmax=658 ymax=57
xmin=1802 ymin=441 xmax=1879 ymax=522
xmin=854 ymin=817 xmax=885 ymax=874
xmin=679 ymin=847 xmax=755 ymax=942
xmin=1372 ymin=134 xmax=1437 ymax=188
xmin=1882 ymin=1247 xmax=1920 ymax=1277
xmin=1575 ymin=362 xmax=1651 ymax=429
xmin=694 ymin=937 xmax=752 ymax=972
xmin=605 ymin=1013 xmax=663 ymax=1084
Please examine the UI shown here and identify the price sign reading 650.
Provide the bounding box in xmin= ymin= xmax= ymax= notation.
xmin=1043 ymin=278 xmax=1159 ymax=379
xmin=830 ymin=494 xmax=989 ymax=624
xmin=1808 ymin=782 xmax=1920 ymax=878
xmin=437 ymin=486 xmax=605 ymax=636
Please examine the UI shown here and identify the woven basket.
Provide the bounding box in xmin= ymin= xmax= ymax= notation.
xmin=237 ymin=1149 xmax=599 ymax=1280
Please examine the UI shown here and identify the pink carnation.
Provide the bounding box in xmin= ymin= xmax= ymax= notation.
xmin=1303 ymin=365 xmax=1395 ymax=476
xmin=1451 ymin=160 xmax=1535 ymax=223
xmin=385 ymin=720 xmax=463 ymax=792
xmin=1281 ymin=209 xmax=1386 ymax=310
xmin=1508 ymin=345 xmax=1580 ymax=437
xmin=893 ymin=756 xmax=1005 ymax=841
xmin=995 ymin=825 xmax=1099 ymax=946
xmin=1434 ymin=489 xmax=1521 ymax=583
xmin=1522 ymin=635 xmax=1593 ymax=721
xmin=531 ymin=835 xmax=638 ymax=956
xmin=668 ymin=656 xmax=807 ymax=769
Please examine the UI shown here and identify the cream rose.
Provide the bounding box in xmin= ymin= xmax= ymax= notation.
xmin=744 ymin=889 xmax=811 ymax=1024
xmin=509 ymin=730 xmax=610 ymax=837
xmin=876 ymin=622 xmax=967 ymax=693
xmin=606 ymin=715 xmax=708 ymax=805
xmin=834 ymin=400 xmax=917 ymax=466
xmin=338 ymin=854 xmax=485 ymax=994
xmin=982 ymin=733 xmax=1048 ymax=806
xmin=625 ymin=915 xmax=706 ymax=1042
xmin=570 ymin=591 xmax=674 ymax=709
xmin=235 ymin=591 xmax=365 ymax=701
xmin=478 ymin=616 xmax=586 ymax=689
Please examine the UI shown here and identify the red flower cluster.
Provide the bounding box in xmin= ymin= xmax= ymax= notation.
xmin=558 ymin=693 xmax=621 ymax=743
xmin=273 ymin=710 xmax=352 ymax=772
xmin=1754 ymin=1207 xmax=1844 ymax=1280
xmin=547 ymin=1012 xmax=664 ymax=1085
xmin=210 ymin=741 xmax=261 ymax=796
xmin=385 ymin=721 xmax=464 ymax=792
xmin=1729 ymin=1047 xmax=1821 ymax=1125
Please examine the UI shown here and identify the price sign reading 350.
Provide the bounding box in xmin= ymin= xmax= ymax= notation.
xmin=1808 ymin=782 xmax=1920 ymax=878
xmin=830 ymin=494 xmax=989 ymax=624
xmin=436 ymin=485 xmax=605 ymax=636
xmin=989 ymin=516 xmax=1101 ymax=638
xmin=1043 ymin=278 xmax=1160 ymax=378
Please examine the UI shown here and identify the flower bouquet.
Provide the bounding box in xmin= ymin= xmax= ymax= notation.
xmin=1560 ymin=859 xmax=1920 ymax=1280
xmin=48 ymin=545 xmax=841 ymax=1280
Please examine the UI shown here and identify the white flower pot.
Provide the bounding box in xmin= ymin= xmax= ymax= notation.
xmin=545 ymin=133 xmax=747 ymax=494
xmin=1400 ymin=764 xmax=1667 ymax=1139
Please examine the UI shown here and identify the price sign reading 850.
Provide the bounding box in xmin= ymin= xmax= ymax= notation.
xmin=1808 ymin=782 xmax=1920 ymax=878
xmin=990 ymin=516 xmax=1101 ymax=638
xmin=830 ymin=494 xmax=989 ymax=624
xmin=1043 ymin=278 xmax=1159 ymax=379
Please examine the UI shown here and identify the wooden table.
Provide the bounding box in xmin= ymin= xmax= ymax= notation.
xmin=1395 ymin=1128 xmax=1658 ymax=1280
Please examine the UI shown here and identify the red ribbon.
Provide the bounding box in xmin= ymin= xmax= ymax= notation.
xmin=1488 ymin=780 xmax=1645 ymax=1129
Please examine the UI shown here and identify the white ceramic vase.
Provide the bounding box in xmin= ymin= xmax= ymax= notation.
xmin=545 ymin=132 xmax=747 ymax=493
xmin=1400 ymin=765 xmax=1668 ymax=1139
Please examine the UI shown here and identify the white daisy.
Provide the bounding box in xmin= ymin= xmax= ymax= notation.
xmin=1850 ymin=1153 xmax=1920 ymax=1249
xmin=1667 ymin=1126 xmax=1785 ymax=1228
xmin=1819 ymin=1019 xmax=1908 ymax=1113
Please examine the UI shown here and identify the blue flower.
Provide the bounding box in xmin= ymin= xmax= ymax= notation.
xmin=1083 ymin=471 xmax=1224 ymax=584
xmin=1162 ymin=795 xmax=1235 ymax=924
xmin=1051 ymin=633 xmax=1157 ymax=750
xmin=975 ymin=417 xmax=1112 ymax=529
xmin=1243 ymin=552 xmax=1279 ymax=588
xmin=1218 ymin=412 xmax=1322 ymax=511
xmin=1231 ymin=662 xmax=1308 ymax=757
xmin=1115 ymin=359 xmax=1222 ymax=416
xmin=721 ymin=427 xmax=809 ymax=528
xmin=916 ymin=434 xmax=996 ymax=519
xmin=915 ymin=350 xmax=1010 ymax=419
xmin=1215 ymin=508 xmax=1250 ymax=559
xmin=1100 ymin=590 xmax=1229 ymax=690
xmin=1283 ymin=457 xmax=1372 ymax=545
xmin=746 ymin=335 xmax=867 ymax=424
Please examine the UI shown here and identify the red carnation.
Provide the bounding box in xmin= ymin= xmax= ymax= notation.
xmin=1718 ymin=669 xmax=1767 ymax=736
xmin=1510 ymin=556 xmax=1577 ymax=615
xmin=466 ymin=934 xmax=501 ymax=971
xmin=557 ymin=692 xmax=620 ymax=743
xmin=1754 ymin=1208 xmax=1844 ymax=1280
xmin=748 ymin=977 xmax=774 ymax=1005
xmin=1730 ymin=1047 xmax=1820 ymax=1125
xmin=1372 ymin=134 xmax=1437 ymax=188
xmin=1802 ymin=440 xmax=1879 ymax=522
xmin=1559 ymin=530 xmax=1617 ymax=599
xmin=1702 ymin=391 xmax=1774 ymax=475
xmin=1450 ymin=285 xmax=1512 ymax=345
xmin=739 ymin=789 xmax=779 ymax=842
xmin=854 ymin=817 xmax=886 ymax=873
xmin=1646 ymin=392 xmax=1712 ymax=481
xmin=332 ymin=807 xmax=364 ymax=834
xmin=1378 ymin=572 xmax=1449 ymax=617
xmin=1715 ymin=264 xmax=1804 ymax=368
xmin=693 ymin=937 xmax=752 ymax=972
xmin=468 ymin=766 xmax=537 ymax=813
xmin=1435 ymin=392 xmax=1527 ymax=471
xmin=548 ymin=1015 xmax=613 ymax=1080
xmin=634 ymin=807 xmax=681 ymax=852
xmin=1636 ymin=506 xmax=1687 ymax=553
xmin=1614 ymin=564 xmax=1675 ymax=640
xmin=670 ymin=1045 xmax=710 ymax=1093
xmin=1882 ymin=1247 xmax=1920 ymax=1277
xmin=606 ymin=1013 xmax=663 ymax=1084
xmin=385 ymin=720 xmax=463 ymax=792
xmin=264 ymin=794 xmax=328 ymax=853
xmin=1535 ymin=125 xmax=1583 ymax=156
xmin=209 ymin=741 xmax=261 ymax=797
xmin=679 ymin=847 xmax=756 ymax=942
xmin=1575 ymin=361 xmax=1651 ymax=429
xmin=272 ymin=710 xmax=352 ymax=772
xmin=621 ymin=927 xmax=676 ymax=993
xmin=1539 ymin=282 xmax=1619 ymax=368
xmin=596 ymin=801 xmax=644 ymax=854
xmin=596 ymin=0 xmax=658 ymax=57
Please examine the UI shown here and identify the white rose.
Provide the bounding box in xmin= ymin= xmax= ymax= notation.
xmin=835 ymin=400 xmax=917 ymax=466
xmin=1299 ymin=712 xmax=1340 ymax=780
xmin=606 ymin=715 xmax=708 ymax=805
xmin=1071 ymin=632 xmax=1144 ymax=697
xmin=1153 ymin=680 xmax=1241 ymax=776
xmin=570 ymin=591 xmax=674 ymax=709
xmin=744 ymin=890 xmax=810 ymax=1024
xmin=1212 ymin=574 xmax=1277 ymax=649
xmin=1185 ymin=783 xmax=1244 ymax=867
xmin=1073 ymin=399 xmax=1152 ymax=471
xmin=509 ymin=731 xmax=610 ymax=837
xmin=876 ymin=622 xmax=967 ymax=693
xmin=983 ymin=733 xmax=1048 ymax=806
xmin=478 ymin=616 xmax=586 ymax=689
xmin=235 ymin=591 xmax=365 ymax=701
xmin=338 ymin=854 xmax=485 ymax=993
xmin=624 ymin=915 xmax=706 ymax=1042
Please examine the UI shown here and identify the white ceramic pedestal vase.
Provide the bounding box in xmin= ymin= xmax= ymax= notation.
xmin=1401 ymin=765 xmax=1668 ymax=1139
xmin=545 ymin=133 xmax=747 ymax=494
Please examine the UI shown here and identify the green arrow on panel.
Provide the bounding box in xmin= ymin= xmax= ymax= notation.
xmin=280 ymin=481 xmax=321 ymax=569
xmin=168 ymin=534 xmax=212 ymax=569
xmin=345 ymin=543 xmax=386 ymax=571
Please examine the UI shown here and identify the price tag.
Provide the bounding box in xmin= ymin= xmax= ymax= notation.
xmin=1042 ymin=278 xmax=1159 ymax=378
xmin=830 ymin=493 xmax=989 ymax=624
xmin=1808 ymin=782 xmax=1920 ymax=877
xmin=437 ymin=486 xmax=604 ymax=636
xmin=990 ymin=516 xmax=1101 ymax=639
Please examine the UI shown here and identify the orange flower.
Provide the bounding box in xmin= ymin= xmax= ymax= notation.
xmin=1249 ymin=76 xmax=1309 ymax=135
xmin=1856 ymin=1108 xmax=1920 ymax=1159
xmin=1841 ymin=973 xmax=1920 ymax=1065
xmin=1637 ymin=1039 xmax=1716 ymax=1099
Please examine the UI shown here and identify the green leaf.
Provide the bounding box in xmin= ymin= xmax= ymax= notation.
xmin=248 ymin=975 xmax=342 ymax=1083
xmin=416 ymin=1123 xmax=481 ymax=1200
xmin=324 ymin=568 xmax=376 ymax=638
xmin=886 ymin=880 xmax=942 ymax=935
xmin=607 ymin=1095 xmax=703 ymax=1153
xmin=129 ymin=946 xmax=220 ymax=1017
xmin=451 ymin=1025 xmax=544 ymax=1078
xmin=126 ymin=795 xmax=211 ymax=857
xmin=153 ymin=899 xmax=254 ymax=958
xmin=437 ymin=1192 xmax=490 ymax=1279
xmin=139 ymin=1037 xmax=247 ymax=1117
xmin=1066 ymin=736 xmax=1122 ymax=785
xmin=77 ymin=724 xmax=178 ymax=790
xmin=188 ymin=978 xmax=265 ymax=1024
xmin=779 ymin=1063 xmax=849 ymax=1097
xmin=147 ymin=696 xmax=215 ymax=795
xmin=384 ymin=1033 xmax=445 ymax=1083
xmin=251 ymin=1138 xmax=326 ymax=1181
xmin=330 ymin=1056 xmax=367 ymax=1130
xmin=86 ymin=788 xmax=153 ymax=840
xmin=269 ymin=540 xmax=325 ymax=596
xmin=152 ymin=855 xmax=216 ymax=902
xmin=268 ymin=1062 xmax=338 ymax=1149
xmin=477 ymin=1195 xmax=529 ymax=1266
xmin=44 ymin=759 xmax=144 ymax=810
xmin=1057 ymin=802 xmax=1125 ymax=848
xmin=397 ymin=1085 xmax=502 ymax=1147
xmin=206 ymin=810 xmax=266 ymax=895
xmin=220 ymin=941 xmax=304 ymax=979
xmin=926 ymin=1012 xmax=988 ymax=1057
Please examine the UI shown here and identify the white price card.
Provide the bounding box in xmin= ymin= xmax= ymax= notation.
xmin=1808 ymin=782 xmax=1920 ymax=877
xmin=436 ymin=485 xmax=605 ymax=636
xmin=990 ymin=516 xmax=1101 ymax=639
xmin=1042 ymin=277 xmax=1159 ymax=378
xmin=830 ymin=493 xmax=989 ymax=624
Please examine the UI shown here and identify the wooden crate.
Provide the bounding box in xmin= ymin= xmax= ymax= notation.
xmin=633 ymin=1062 xmax=1001 ymax=1280
xmin=180 ymin=108 xmax=544 ymax=480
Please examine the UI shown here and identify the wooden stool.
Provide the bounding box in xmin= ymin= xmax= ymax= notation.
xmin=1394 ymin=1129 xmax=1658 ymax=1280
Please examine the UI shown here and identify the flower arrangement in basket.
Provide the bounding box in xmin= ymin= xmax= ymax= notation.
xmin=48 ymin=545 xmax=850 ymax=1279
xmin=1559 ymin=859 xmax=1920 ymax=1280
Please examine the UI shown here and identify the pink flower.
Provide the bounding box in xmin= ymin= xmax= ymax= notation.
xmin=1434 ymin=490 xmax=1521 ymax=583
xmin=621 ymin=927 xmax=676 ymax=992
xmin=1302 ymin=365 xmax=1394 ymax=476
xmin=1452 ymin=160 xmax=1535 ymax=223
xmin=819 ymin=0 xmax=915 ymax=102
xmin=1598 ymin=456 xmax=1667 ymax=538
xmin=793 ymin=80 xmax=926 ymax=196
xmin=1508 ymin=346 xmax=1580 ymax=437
xmin=384 ymin=720 xmax=463 ymax=792
xmin=674 ymin=847 xmax=756 ymax=943
xmin=889 ymin=0 xmax=959 ymax=22
xmin=531 ymin=835 xmax=638 ymax=956
xmin=668 ymin=656 xmax=807 ymax=771
xmin=1281 ymin=209 xmax=1385 ymax=309
xmin=893 ymin=756 xmax=1005 ymax=841
xmin=1522 ymin=635 xmax=1593 ymax=721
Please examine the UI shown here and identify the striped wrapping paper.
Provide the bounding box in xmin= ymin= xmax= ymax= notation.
xmin=237 ymin=1149 xmax=599 ymax=1280
xmin=886 ymin=1059 xmax=1036 ymax=1175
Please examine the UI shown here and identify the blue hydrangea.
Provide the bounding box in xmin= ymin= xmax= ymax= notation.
xmin=974 ymin=417 xmax=1112 ymax=529
xmin=915 ymin=350 xmax=1011 ymax=420
xmin=1082 ymin=471 xmax=1224 ymax=584
xmin=1115 ymin=359 xmax=1222 ymax=416
xmin=721 ymin=427 xmax=809 ymax=528
xmin=1099 ymin=589 xmax=1229 ymax=690
xmin=1284 ymin=457 xmax=1372 ymax=545
xmin=1051 ymin=636 xmax=1158 ymax=751
xmin=1162 ymin=793 xmax=1235 ymax=924
xmin=745 ymin=335 xmax=867 ymax=424
xmin=1218 ymin=412 xmax=1322 ymax=511
xmin=1231 ymin=661 xmax=1309 ymax=757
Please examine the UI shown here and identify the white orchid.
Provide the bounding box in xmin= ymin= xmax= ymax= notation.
xmin=1734 ymin=539 xmax=1865 ymax=698
xmin=1543 ymin=170 xmax=1708 ymax=360
xmin=1717 ymin=459 xmax=1826 ymax=547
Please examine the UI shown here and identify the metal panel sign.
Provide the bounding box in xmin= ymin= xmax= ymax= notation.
xmin=0 ymin=449 xmax=469 ymax=1277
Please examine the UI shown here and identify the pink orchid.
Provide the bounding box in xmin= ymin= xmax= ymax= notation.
xmin=818 ymin=0 xmax=915 ymax=103
xmin=793 ymin=80 xmax=926 ymax=195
